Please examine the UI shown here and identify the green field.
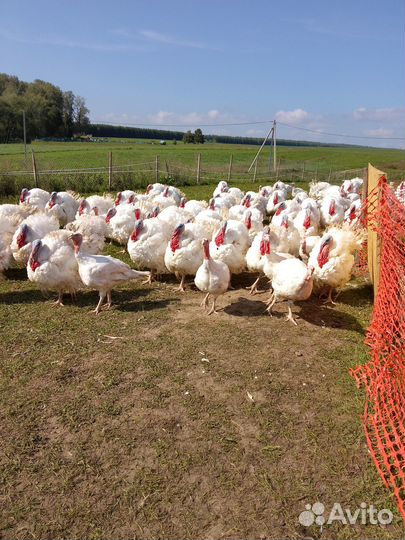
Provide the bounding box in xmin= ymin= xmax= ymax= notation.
xmin=0 ymin=140 xmax=403 ymax=196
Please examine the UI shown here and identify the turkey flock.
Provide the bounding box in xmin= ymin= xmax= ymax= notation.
xmin=0 ymin=177 xmax=366 ymax=323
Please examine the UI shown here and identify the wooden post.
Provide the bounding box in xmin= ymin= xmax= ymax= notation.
xmin=165 ymin=160 xmax=170 ymax=177
xmin=301 ymin=161 xmax=305 ymax=182
xmin=22 ymin=111 xmax=27 ymax=163
xmin=228 ymin=154 xmax=233 ymax=182
xmin=315 ymin=162 xmax=319 ymax=181
xmin=155 ymin=155 xmax=159 ymax=183
xmin=273 ymin=120 xmax=277 ymax=172
xmin=31 ymin=150 xmax=38 ymax=187
xmin=276 ymin=159 xmax=280 ymax=180
xmin=253 ymin=158 xmax=258 ymax=183
xmin=108 ymin=151 xmax=113 ymax=190
xmin=196 ymin=153 xmax=201 ymax=184
xmin=328 ymin=167 xmax=332 ymax=182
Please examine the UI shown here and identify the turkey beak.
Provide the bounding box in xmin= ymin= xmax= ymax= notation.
xmin=115 ymin=192 xmax=122 ymax=206
xmin=49 ymin=192 xmax=58 ymax=208
xmin=320 ymin=235 xmax=332 ymax=250
xmin=20 ymin=188 xmax=28 ymax=203
xmin=30 ymin=239 xmax=42 ymax=261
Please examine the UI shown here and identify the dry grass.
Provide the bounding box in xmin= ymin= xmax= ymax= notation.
xmin=0 ymin=250 xmax=403 ymax=538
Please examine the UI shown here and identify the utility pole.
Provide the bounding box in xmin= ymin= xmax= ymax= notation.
xmin=22 ymin=111 xmax=27 ymax=162
xmin=273 ymin=120 xmax=277 ymax=172
xmin=248 ymin=125 xmax=274 ymax=172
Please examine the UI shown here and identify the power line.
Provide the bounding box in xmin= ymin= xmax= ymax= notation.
xmin=277 ymin=122 xmax=405 ymax=141
xmin=90 ymin=118 xmax=405 ymax=141
xmin=92 ymin=118 xmax=274 ymax=128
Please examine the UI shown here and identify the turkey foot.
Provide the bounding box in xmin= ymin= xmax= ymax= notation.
xmin=321 ymin=287 xmax=336 ymax=305
xmin=285 ymin=302 xmax=298 ymax=326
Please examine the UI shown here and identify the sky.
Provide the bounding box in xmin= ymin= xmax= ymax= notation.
xmin=1 ymin=0 xmax=404 ymax=148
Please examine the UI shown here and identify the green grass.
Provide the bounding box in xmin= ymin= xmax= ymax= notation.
xmin=0 ymin=140 xmax=403 ymax=197
xmin=1 ymin=140 xmax=404 ymax=178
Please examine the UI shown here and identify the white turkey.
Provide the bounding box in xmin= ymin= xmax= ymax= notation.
xmin=65 ymin=214 xmax=107 ymax=255
xmin=271 ymin=213 xmax=301 ymax=256
xmin=246 ymin=226 xmax=280 ymax=294
xmin=152 ymin=186 xmax=178 ymax=209
xmin=157 ymin=204 xmax=193 ymax=231
xmin=299 ymin=235 xmax=321 ymax=262
xmin=45 ymin=191 xmax=79 ymax=226
xmin=114 ymin=190 xmax=136 ymax=206
xmin=344 ymin=199 xmax=362 ymax=227
xmin=27 ymin=230 xmax=82 ymax=305
xmin=213 ymin=181 xmax=229 ymax=198
xmin=308 ymin=226 xmax=365 ymax=303
xmin=76 ymin=194 xmax=114 ymax=218
xmin=105 ymin=205 xmax=143 ymax=245
xmin=194 ymin=201 xmax=222 ymax=238
xmin=209 ymin=220 xmax=249 ymax=275
xmin=194 ymin=239 xmax=230 ymax=315
xmin=70 ymin=233 xmax=148 ymax=313
xmin=11 ymin=213 xmax=59 ymax=265
xmin=266 ymin=258 xmax=314 ymax=325
xmin=266 ymin=189 xmax=286 ymax=214
xmin=164 ymin=223 xmax=204 ymax=291
xmin=179 ymin=197 xmax=207 ymax=217
xmin=20 ymin=188 xmax=50 ymax=210
xmin=293 ymin=206 xmax=319 ymax=238
xmin=0 ymin=204 xmax=35 ymax=275
xmin=320 ymin=196 xmax=346 ymax=227
xmin=128 ymin=218 xmax=171 ymax=283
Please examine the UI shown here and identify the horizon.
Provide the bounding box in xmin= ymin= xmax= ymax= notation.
xmin=2 ymin=0 xmax=405 ymax=149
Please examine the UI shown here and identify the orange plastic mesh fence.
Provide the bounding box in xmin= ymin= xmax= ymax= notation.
xmin=351 ymin=176 xmax=405 ymax=520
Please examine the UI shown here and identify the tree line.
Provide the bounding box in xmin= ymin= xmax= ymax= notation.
xmin=0 ymin=73 xmax=90 ymax=143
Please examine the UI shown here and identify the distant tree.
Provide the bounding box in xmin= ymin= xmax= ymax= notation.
xmin=62 ymin=91 xmax=75 ymax=137
xmin=73 ymin=95 xmax=90 ymax=132
xmin=194 ymin=128 xmax=204 ymax=144
xmin=183 ymin=130 xmax=195 ymax=144
xmin=173 ymin=139 xmax=177 ymax=145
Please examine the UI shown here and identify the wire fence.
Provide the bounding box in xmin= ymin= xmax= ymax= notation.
xmin=0 ymin=145 xmax=366 ymax=196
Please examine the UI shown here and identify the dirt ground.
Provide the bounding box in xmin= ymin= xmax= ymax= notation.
xmin=0 ymin=257 xmax=402 ymax=539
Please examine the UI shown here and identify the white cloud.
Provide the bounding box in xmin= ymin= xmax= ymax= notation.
xmin=353 ymin=107 xmax=404 ymax=122
xmin=146 ymin=110 xmax=228 ymax=126
xmin=365 ymin=128 xmax=395 ymax=137
xmin=275 ymin=108 xmax=309 ymax=124
xmin=148 ymin=111 xmax=175 ymax=124
xmin=208 ymin=109 xmax=220 ymax=119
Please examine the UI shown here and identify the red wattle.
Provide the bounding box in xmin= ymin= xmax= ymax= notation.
xmin=170 ymin=234 xmax=181 ymax=252
xmin=317 ymin=244 xmax=330 ymax=269
xmin=29 ymin=259 xmax=40 ymax=272
xmin=273 ymin=194 xmax=278 ymax=205
xmin=215 ymin=229 xmax=226 ymax=246
xmin=17 ymin=234 xmax=26 ymax=249
xmin=329 ymin=201 xmax=336 ymax=216
xmin=260 ymin=240 xmax=270 ymax=256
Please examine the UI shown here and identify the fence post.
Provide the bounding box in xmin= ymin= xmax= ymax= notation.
xmin=276 ymin=159 xmax=280 ymax=181
xmin=165 ymin=160 xmax=170 ymax=177
xmin=253 ymin=159 xmax=257 ymax=183
xmin=196 ymin=153 xmax=201 ymax=184
xmin=108 ymin=151 xmax=113 ymax=190
xmin=31 ymin=150 xmax=38 ymax=188
xmin=228 ymin=154 xmax=233 ymax=182
xmin=301 ymin=162 xmax=305 ymax=182
xmin=328 ymin=167 xmax=332 ymax=182
xmin=155 ymin=155 xmax=159 ymax=183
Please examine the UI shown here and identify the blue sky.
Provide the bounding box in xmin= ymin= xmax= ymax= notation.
xmin=1 ymin=0 xmax=404 ymax=147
